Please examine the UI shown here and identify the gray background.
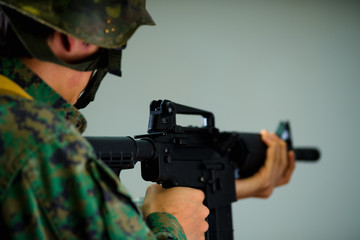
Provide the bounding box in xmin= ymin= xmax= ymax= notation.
xmin=82 ymin=0 xmax=360 ymax=239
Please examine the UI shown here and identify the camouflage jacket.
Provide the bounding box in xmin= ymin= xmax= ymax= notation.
xmin=0 ymin=57 xmax=186 ymax=240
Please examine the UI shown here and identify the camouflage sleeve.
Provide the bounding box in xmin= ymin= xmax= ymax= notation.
xmin=134 ymin=199 xmax=187 ymax=239
xmin=0 ymin=99 xmax=186 ymax=240
xmin=2 ymin=134 xmax=187 ymax=239
xmin=146 ymin=212 xmax=187 ymax=239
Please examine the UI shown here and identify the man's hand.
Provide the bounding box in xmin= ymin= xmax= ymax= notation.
xmin=235 ymin=129 xmax=296 ymax=199
xmin=142 ymin=184 xmax=210 ymax=240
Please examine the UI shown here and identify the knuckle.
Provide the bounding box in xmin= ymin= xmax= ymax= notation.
xmin=280 ymin=160 xmax=288 ymax=170
xmin=202 ymin=206 xmax=210 ymax=218
xmin=196 ymin=189 xmax=206 ymax=200
xmin=261 ymin=178 xmax=271 ymax=190
xmin=149 ymin=183 xmax=161 ymax=191
xmin=145 ymin=184 xmax=157 ymax=195
xmin=194 ymin=221 xmax=209 ymax=239
xmin=259 ymin=180 xmax=274 ymax=198
xmin=279 ymin=139 xmax=286 ymax=148
xmin=275 ymin=140 xmax=282 ymax=149
xmin=200 ymin=220 xmax=209 ymax=229
xmin=202 ymin=221 xmax=209 ymax=232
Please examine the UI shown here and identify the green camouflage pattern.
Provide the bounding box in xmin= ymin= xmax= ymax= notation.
xmin=0 ymin=0 xmax=155 ymax=48
xmin=0 ymin=57 xmax=186 ymax=239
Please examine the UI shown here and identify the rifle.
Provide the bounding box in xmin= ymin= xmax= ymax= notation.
xmin=86 ymin=99 xmax=320 ymax=240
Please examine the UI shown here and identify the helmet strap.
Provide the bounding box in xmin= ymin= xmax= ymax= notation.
xmin=74 ymin=70 xmax=108 ymax=109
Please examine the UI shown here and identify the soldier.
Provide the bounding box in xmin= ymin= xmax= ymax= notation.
xmin=0 ymin=0 xmax=295 ymax=239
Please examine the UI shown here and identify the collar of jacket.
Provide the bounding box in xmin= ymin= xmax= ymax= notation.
xmin=0 ymin=57 xmax=87 ymax=133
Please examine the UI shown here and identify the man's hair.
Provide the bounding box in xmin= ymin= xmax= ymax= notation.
xmin=0 ymin=9 xmax=54 ymax=58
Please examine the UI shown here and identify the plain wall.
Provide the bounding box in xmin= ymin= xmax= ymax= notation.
xmin=82 ymin=0 xmax=360 ymax=239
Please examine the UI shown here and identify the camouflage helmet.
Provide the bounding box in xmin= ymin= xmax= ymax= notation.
xmin=0 ymin=0 xmax=155 ymax=109
xmin=0 ymin=0 xmax=155 ymax=48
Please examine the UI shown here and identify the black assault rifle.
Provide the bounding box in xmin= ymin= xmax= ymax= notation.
xmin=86 ymin=99 xmax=320 ymax=240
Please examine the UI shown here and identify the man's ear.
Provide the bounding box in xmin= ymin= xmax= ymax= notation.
xmin=47 ymin=31 xmax=99 ymax=63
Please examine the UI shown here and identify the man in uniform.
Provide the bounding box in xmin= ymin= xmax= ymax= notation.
xmin=0 ymin=0 xmax=295 ymax=239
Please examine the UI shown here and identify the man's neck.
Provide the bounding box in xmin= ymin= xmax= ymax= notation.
xmin=21 ymin=57 xmax=92 ymax=105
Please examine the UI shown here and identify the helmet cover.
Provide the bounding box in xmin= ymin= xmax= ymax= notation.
xmin=0 ymin=0 xmax=155 ymax=48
